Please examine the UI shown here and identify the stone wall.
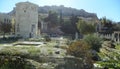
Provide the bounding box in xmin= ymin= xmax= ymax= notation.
xmin=15 ymin=2 xmax=39 ymax=38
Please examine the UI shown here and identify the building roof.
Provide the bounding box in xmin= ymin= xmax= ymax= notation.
xmin=16 ymin=1 xmax=38 ymax=7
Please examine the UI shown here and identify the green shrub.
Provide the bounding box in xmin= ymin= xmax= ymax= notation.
xmin=96 ymin=61 xmax=120 ymax=69
xmin=0 ymin=56 xmax=26 ymax=69
xmin=83 ymin=34 xmax=103 ymax=52
xmin=27 ymin=47 xmax=41 ymax=57
xmin=44 ymin=35 xmax=51 ymax=42
xmin=0 ymin=47 xmax=29 ymax=57
xmin=0 ymin=55 xmax=36 ymax=69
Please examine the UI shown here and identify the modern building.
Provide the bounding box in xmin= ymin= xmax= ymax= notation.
xmin=15 ymin=2 xmax=39 ymax=38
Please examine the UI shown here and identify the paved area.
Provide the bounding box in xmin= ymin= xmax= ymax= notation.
xmin=18 ymin=41 xmax=44 ymax=45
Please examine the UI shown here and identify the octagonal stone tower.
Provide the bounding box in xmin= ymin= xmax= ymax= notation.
xmin=15 ymin=2 xmax=39 ymax=38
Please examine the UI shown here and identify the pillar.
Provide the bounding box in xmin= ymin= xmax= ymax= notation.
xmin=112 ymin=33 xmax=114 ymax=41
xmin=118 ymin=33 xmax=120 ymax=43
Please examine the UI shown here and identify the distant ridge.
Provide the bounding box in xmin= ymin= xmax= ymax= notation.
xmin=8 ymin=5 xmax=98 ymax=19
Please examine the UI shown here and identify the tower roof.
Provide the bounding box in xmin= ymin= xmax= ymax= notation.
xmin=16 ymin=1 xmax=38 ymax=7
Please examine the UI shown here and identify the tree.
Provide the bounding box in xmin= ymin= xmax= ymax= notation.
xmin=100 ymin=17 xmax=107 ymax=25
xmin=70 ymin=14 xmax=79 ymax=33
xmin=77 ymin=19 xmax=95 ymax=35
xmin=59 ymin=9 xmax=64 ymax=25
xmin=99 ymin=17 xmax=113 ymax=33
xmin=60 ymin=20 xmax=76 ymax=34
xmin=44 ymin=11 xmax=58 ymax=27
xmin=112 ymin=22 xmax=120 ymax=31
xmin=60 ymin=19 xmax=78 ymax=39
xmin=0 ymin=22 xmax=11 ymax=38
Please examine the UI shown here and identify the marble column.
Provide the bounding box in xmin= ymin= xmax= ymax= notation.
xmin=118 ymin=33 xmax=120 ymax=43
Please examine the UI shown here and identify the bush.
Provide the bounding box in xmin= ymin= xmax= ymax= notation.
xmin=0 ymin=47 xmax=41 ymax=69
xmin=44 ymin=35 xmax=51 ymax=42
xmin=67 ymin=40 xmax=93 ymax=68
xmin=0 ymin=56 xmax=26 ymax=69
xmin=0 ymin=47 xmax=29 ymax=57
xmin=96 ymin=61 xmax=120 ymax=69
xmin=0 ymin=55 xmax=36 ymax=69
xmin=67 ymin=40 xmax=91 ymax=57
xmin=83 ymin=34 xmax=103 ymax=52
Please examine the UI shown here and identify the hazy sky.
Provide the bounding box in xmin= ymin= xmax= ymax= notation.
xmin=0 ymin=0 xmax=120 ymax=22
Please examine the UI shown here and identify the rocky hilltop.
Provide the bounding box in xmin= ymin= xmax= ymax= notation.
xmin=8 ymin=5 xmax=98 ymax=19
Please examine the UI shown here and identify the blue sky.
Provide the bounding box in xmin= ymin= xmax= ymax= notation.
xmin=0 ymin=0 xmax=120 ymax=22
